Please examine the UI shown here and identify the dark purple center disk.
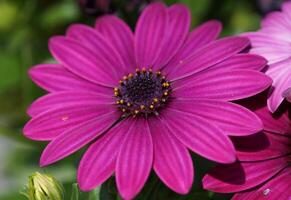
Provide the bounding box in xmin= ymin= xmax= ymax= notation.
xmin=114 ymin=68 xmax=171 ymax=117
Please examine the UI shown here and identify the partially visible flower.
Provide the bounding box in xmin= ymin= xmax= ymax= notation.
xmin=25 ymin=172 xmax=64 ymax=200
xmin=24 ymin=3 xmax=271 ymax=199
xmin=242 ymin=1 xmax=291 ymax=112
xmin=203 ymin=101 xmax=291 ymax=199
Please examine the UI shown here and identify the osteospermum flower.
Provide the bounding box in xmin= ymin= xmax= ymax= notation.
xmin=242 ymin=1 xmax=291 ymax=112
xmin=203 ymin=103 xmax=291 ymax=199
xmin=24 ymin=3 xmax=272 ymax=199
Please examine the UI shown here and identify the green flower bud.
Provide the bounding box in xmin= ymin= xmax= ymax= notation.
xmin=25 ymin=172 xmax=64 ymax=200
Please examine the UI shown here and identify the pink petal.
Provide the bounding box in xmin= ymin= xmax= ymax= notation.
xmin=164 ymin=20 xmax=221 ymax=71
xmin=153 ymin=4 xmax=191 ymax=70
xmin=244 ymin=32 xmax=290 ymax=48
xmin=95 ymin=15 xmax=136 ymax=71
xmin=232 ymin=168 xmax=291 ymax=200
xmin=173 ymin=69 xmax=272 ymax=101
xmin=135 ymin=3 xmax=167 ymax=68
xmin=250 ymin=47 xmax=291 ymax=65
xmin=66 ymin=24 xmax=128 ymax=77
xmin=212 ymin=54 xmax=267 ymax=71
xmin=49 ymin=36 xmax=120 ymax=87
xmin=40 ymin=112 xmax=119 ymax=166
xmin=232 ymin=131 xmax=291 ymax=162
xmin=282 ymin=1 xmax=291 ymax=21
xmin=166 ymin=37 xmax=250 ymax=81
xmin=267 ymin=58 xmax=291 ymax=112
xmin=261 ymin=12 xmax=291 ymax=30
xmin=116 ymin=118 xmax=153 ymax=200
xmin=24 ymin=102 xmax=117 ymax=141
xmin=148 ymin=117 xmax=193 ymax=194
xmin=260 ymin=27 xmax=291 ymax=43
xmin=29 ymin=64 xmax=111 ymax=93
xmin=78 ymin=119 xmax=134 ymax=191
xmin=27 ymin=91 xmax=113 ymax=117
xmin=169 ymin=99 xmax=263 ymax=136
xmin=159 ymin=109 xmax=236 ymax=163
xmin=254 ymin=106 xmax=291 ymax=134
xmin=283 ymin=87 xmax=291 ymax=103
xmin=203 ymin=157 xmax=287 ymax=193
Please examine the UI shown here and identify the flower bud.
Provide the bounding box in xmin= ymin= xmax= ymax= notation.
xmin=25 ymin=172 xmax=64 ymax=200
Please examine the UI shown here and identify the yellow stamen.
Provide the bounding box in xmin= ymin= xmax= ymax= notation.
xmin=128 ymin=73 xmax=133 ymax=78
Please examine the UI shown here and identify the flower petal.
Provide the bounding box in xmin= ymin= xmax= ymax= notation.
xmin=116 ymin=118 xmax=153 ymax=200
xmin=254 ymin=106 xmax=291 ymax=134
xmin=49 ymin=36 xmax=120 ymax=87
xmin=173 ymin=69 xmax=272 ymax=101
xmin=267 ymin=58 xmax=291 ymax=112
xmin=78 ymin=119 xmax=133 ymax=191
xmin=164 ymin=20 xmax=221 ymax=71
xmin=27 ymin=91 xmax=113 ymax=117
xmin=40 ymin=112 xmax=119 ymax=166
xmin=261 ymin=11 xmax=291 ymax=30
xmin=95 ymin=15 xmax=136 ymax=71
xmin=166 ymin=37 xmax=249 ymax=81
xmin=160 ymin=109 xmax=236 ymax=163
xmin=148 ymin=117 xmax=193 ymax=194
xmin=232 ymin=168 xmax=291 ymax=200
xmin=233 ymin=132 xmax=291 ymax=162
xmin=212 ymin=54 xmax=267 ymax=71
xmin=24 ymin=102 xmax=117 ymax=141
xmin=282 ymin=1 xmax=291 ymax=21
xmin=66 ymin=24 xmax=128 ymax=77
xmin=153 ymin=4 xmax=191 ymax=70
xmin=203 ymin=157 xmax=287 ymax=193
xmin=169 ymin=99 xmax=263 ymax=136
xmin=135 ymin=2 xmax=168 ymax=68
xmin=283 ymin=87 xmax=291 ymax=103
xmin=29 ymin=64 xmax=110 ymax=93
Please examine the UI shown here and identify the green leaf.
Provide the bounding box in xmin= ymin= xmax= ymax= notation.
xmin=71 ymin=183 xmax=79 ymax=200
xmin=88 ymin=187 xmax=101 ymax=200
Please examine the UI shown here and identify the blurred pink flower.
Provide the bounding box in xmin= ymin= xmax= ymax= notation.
xmin=24 ymin=3 xmax=271 ymax=199
xmin=203 ymin=101 xmax=291 ymax=199
xmin=242 ymin=1 xmax=291 ymax=112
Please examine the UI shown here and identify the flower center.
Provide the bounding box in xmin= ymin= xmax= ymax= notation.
xmin=114 ymin=68 xmax=171 ymax=117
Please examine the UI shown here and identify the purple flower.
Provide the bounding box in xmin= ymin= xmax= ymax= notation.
xmin=203 ymin=103 xmax=291 ymax=199
xmin=242 ymin=1 xmax=291 ymax=112
xmin=24 ymin=3 xmax=271 ymax=199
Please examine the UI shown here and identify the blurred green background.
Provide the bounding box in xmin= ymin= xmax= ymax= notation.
xmin=0 ymin=0 xmax=282 ymax=199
